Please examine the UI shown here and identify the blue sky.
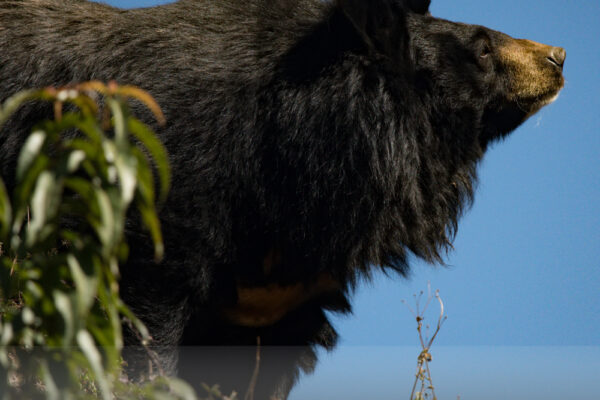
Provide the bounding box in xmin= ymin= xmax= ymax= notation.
xmin=97 ymin=0 xmax=599 ymax=398
xmin=334 ymin=0 xmax=600 ymax=347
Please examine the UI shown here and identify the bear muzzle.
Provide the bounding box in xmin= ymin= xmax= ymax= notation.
xmin=498 ymin=37 xmax=566 ymax=114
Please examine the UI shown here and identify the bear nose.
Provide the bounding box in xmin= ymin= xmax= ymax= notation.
xmin=547 ymin=47 xmax=566 ymax=69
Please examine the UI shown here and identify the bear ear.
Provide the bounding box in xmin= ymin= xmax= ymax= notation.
xmin=335 ymin=0 xmax=421 ymax=54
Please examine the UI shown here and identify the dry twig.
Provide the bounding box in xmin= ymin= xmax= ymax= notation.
xmin=403 ymin=283 xmax=447 ymax=400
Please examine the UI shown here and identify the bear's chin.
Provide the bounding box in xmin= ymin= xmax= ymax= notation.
xmin=480 ymin=89 xmax=562 ymax=146
xmin=480 ymin=102 xmax=529 ymax=145
xmin=525 ymin=91 xmax=562 ymax=118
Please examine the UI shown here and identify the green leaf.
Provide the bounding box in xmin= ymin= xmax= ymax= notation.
xmin=93 ymin=273 xmax=123 ymax=357
xmin=113 ymin=147 xmax=138 ymax=206
xmin=64 ymin=177 xmax=100 ymax=216
xmin=0 ymin=179 xmax=11 ymax=240
xmin=107 ymin=97 xmax=127 ymax=147
xmin=11 ymin=152 xmax=49 ymax=239
xmin=73 ymin=112 xmax=105 ymax=145
xmin=53 ymin=290 xmax=75 ymax=345
xmin=132 ymin=147 xmax=156 ymax=206
xmin=25 ymin=280 xmax=43 ymax=299
xmin=16 ymin=129 xmax=47 ymax=182
xmin=65 ymin=138 xmax=99 ymax=158
xmin=38 ymin=358 xmax=60 ymax=400
xmin=94 ymin=186 xmax=116 ymax=253
xmin=118 ymin=301 xmax=150 ymax=344
xmin=67 ymin=253 xmax=99 ymax=318
xmin=167 ymin=378 xmax=198 ymax=400
xmin=66 ymin=149 xmax=86 ymax=174
xmin=67 ymin=94 xmax=99 ymax=118
xmin=0 ymin=321 xmax=13 ymax=345
xmin=138 ymin=202 xmax=164 ymax=261
xmin=26 ymin=171 xmax=61 ymax=247
xmin=0 ymin=89 xmax=40 ymax=128
xmin=64 ymin=138 xmax=103 ymax=178
xmin=128 ymin=117 xmax=171 ymax=203
xmin=77 ymin=329 xmax=111 ymax=400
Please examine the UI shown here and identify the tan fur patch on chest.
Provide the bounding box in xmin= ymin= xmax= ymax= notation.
xmin=222 ymin=274 xmax=340 ymax=327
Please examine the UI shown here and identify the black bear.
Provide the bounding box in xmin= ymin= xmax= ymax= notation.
xmin=0 ymin=0 xmax=565 ymax=398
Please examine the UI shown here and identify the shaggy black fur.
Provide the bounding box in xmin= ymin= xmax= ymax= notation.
xmin=0 ymin=0 xmax=564 ymax=397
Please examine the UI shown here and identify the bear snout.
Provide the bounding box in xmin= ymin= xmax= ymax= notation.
xmin=547 ymin=46 xmax=566 ymax=70
xmin=497 ymin=37 xmax=565 ymax=112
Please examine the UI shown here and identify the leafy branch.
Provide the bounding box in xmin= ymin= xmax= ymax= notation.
xmin=0 ymin=82 xmax=198 ymax=399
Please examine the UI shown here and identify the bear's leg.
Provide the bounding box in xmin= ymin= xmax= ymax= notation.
xmin=119 ymin=260 xmax=193 ymax=379
xmin=177 ymin=305 xmax=338 ymax=399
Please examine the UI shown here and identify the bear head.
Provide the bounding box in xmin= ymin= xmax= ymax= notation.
xmin=339 ymin=0 xmax=565 ymax=149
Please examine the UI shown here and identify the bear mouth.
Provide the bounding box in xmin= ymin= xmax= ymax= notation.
xmin=525 ymin=86 xmax=563 ymax=118
xmin=480 ymin=70 xmax=564 ymax=146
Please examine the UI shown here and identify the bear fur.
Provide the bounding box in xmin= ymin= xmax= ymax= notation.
xmin=0 ymin=0 xmax=565 ymax=397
